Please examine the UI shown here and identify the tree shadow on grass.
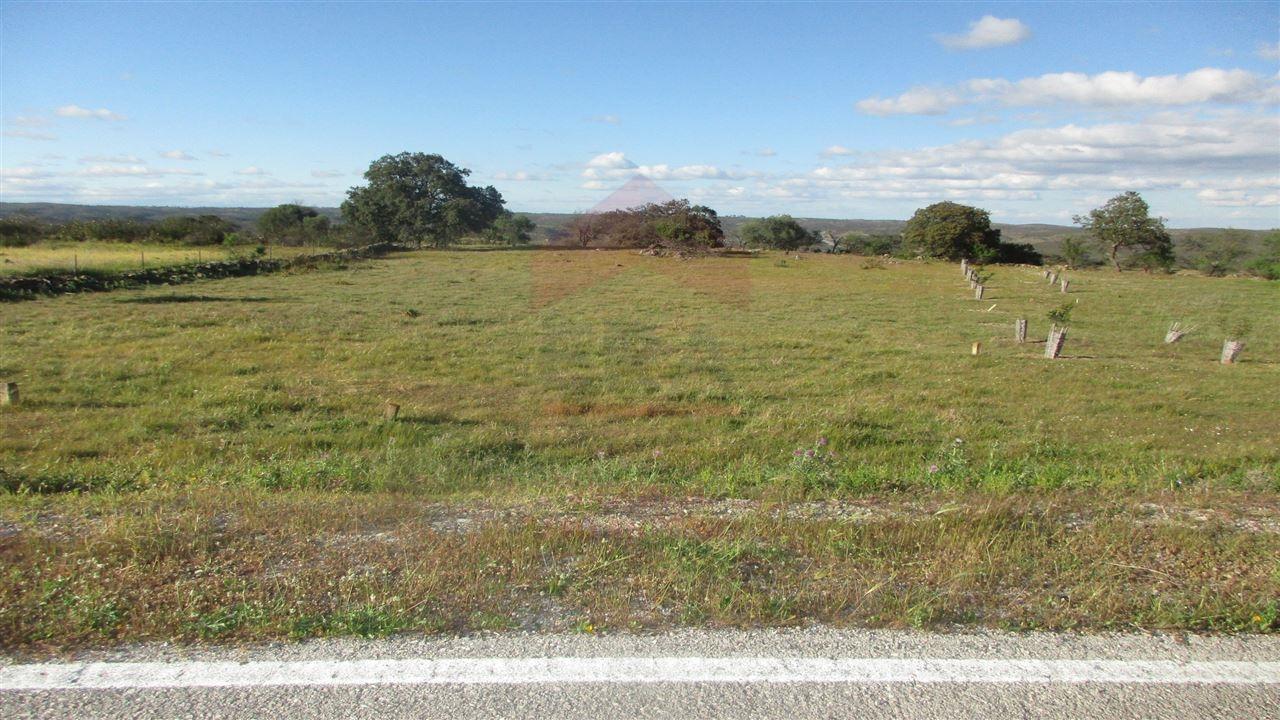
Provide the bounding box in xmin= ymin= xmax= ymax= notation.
xmin=118 ymin=294 xmax=280 ymax=304
xmin=397 ymin=412 xmax=480 ymax=426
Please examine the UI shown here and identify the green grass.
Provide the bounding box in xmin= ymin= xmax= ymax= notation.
xmin=0 ymin=241 xmax=330 ymax=277
xmin=1 ymin=249 xmax=1277 ymax=649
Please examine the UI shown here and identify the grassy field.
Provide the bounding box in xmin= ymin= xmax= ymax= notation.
xmin=1 ymin=249 xmax=1277 ymax=650
xmin=0 ymin=241 xmax=331 ymax=277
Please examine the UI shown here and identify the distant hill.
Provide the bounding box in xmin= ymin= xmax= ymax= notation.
xmin=3 ymin=202 xmax=1271 ymax=253
xmin=0 ymin=202 xmax=341 ymax=226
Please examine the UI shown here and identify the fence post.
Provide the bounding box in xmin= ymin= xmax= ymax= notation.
xmin=974 ymin=284 xmax=985 ymax=300
xmin=1015 ymin=318 xmax=1027 ymax=343
xmin=1060 ymin=278 xmax=1070 ymax=293
xmin=1045 ymin=326 xmax=1067 ymax=359
xmin=1220 ymin=340 xmax=1244 ymax=364
xmin=1 ymin=382 xmax=17 ymax=405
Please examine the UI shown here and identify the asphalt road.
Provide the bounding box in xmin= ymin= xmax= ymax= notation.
xmin=3 ymin=628 xmax=1278 ymax=719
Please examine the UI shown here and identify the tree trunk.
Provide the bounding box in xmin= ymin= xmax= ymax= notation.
xmin=1111 ymin=244 xmax=1121 ymax=271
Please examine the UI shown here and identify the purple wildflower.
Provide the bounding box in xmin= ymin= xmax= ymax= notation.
xmin=928 ymin=463 xmax=941 ymax=474
xmin=817 ymin=436 xmax=829 ymax=447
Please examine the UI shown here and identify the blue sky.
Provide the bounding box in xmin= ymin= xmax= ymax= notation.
xmin=2 ymin=1 xmax=1278 ymax=227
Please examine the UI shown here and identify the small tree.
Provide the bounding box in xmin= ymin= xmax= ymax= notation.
xmin=1181 ymin=230 xmax=1249 ymax=277
xmin=483 ymin=212 xmax=536 ymax=245
xmin=566 ymin=200 xmax=724 ymax=250
xmin=903 ymin=202 xmax=1002 ymax=261
xmin=1073 ymin=191 xmax=1173 ymax=272
xmin=1246 ymin=230 xmax=1280 ymax=280
xmin=739 ymin=215 xmax=816 ymax=251
xmin=341 ymin=152 xmax=505 ymax=248
xmin=1060 ymin=237 xmax=1091 ymax=268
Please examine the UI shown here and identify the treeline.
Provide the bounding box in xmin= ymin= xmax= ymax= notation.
xmin=0 ymin=211 xmax=358 ymax=249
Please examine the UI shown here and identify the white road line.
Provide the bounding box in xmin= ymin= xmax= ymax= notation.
xmin=2 ymin=657 xmax=1279 ymax=690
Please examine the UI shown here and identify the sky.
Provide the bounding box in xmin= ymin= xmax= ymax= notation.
xmin=2 ymin=1 xmax=1278 ymax=227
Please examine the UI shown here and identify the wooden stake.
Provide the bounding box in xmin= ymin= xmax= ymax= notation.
xmin=1220 ymin=340 xmax=1244 ymax=365
xmin=1045 ymin=325 xmax=1067 ymax=359
xmin=974 ymin=284 xmax=985 ymax=300
xmin=383 ymin=402 xmax=401 ymax=420
xmin=1015 ymin=318 xmax=1027 ymax=343
xmin=1 ymin=382 xmax=17 ymax=405
xmin=1060 ymin=278 xmax=1070 ymax=293
xmin=971 ymin=341 xmax=981 ymax=356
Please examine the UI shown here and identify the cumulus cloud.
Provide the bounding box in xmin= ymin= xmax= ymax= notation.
xmin=55 ymin=105 xmax=126 ymax=121
xmin=746 ymin=148 xmax=777 ymax=157
xmin=160 ymin=150 xmax=196 ymax=161
xmin=858 ymin=67 xmax=1279 ymax=115
xmin=937 ymin=16 xmax=1031 ymax=50
xmin=797 ymin=111 xmax=1280 ymax=206
xmin=234 ymin=166 xmax=268 ymax=175
xmin=585 ymin=152 xmax=636 ymax=170
xmin=821 ymin=145 xmax=855 ymax=157
xmin=856 ymin=86 xmax=962 ymax=116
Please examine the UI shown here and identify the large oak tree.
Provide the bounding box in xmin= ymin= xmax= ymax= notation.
xmin=342 ymin=153 xmax=505 ymax=247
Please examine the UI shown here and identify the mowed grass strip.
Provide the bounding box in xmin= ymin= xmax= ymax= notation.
xmin=0 ymin=488 xmax=1276 ymax=652
xmin=0 ymin=241 xmax=329 ymax=277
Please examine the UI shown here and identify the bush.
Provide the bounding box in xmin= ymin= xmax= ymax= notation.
xmin=839 ymin=233 xmax=902 ymax=256
xmin=0 ymin=216 xmax=47 ymax=247
xmin=55 ymin=219 xmax=150 ymax=243
xmin=149 ymin=215 xmax=238 ymax=245
xmin=565 ymin=200 xmax=724 ymax=250
xmin=482 ymin=212 xmax=536 ymax=245
xmin=739 ymin=215 xmax=816 ymax=250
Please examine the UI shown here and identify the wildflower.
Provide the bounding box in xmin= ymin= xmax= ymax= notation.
xmin=928 ymin=464 xmax=941 ymax=474
xmin=652 ymin=450 xmax=663 ymax=459
xmin=804 ymin=449 xmax=815 ymax=458
xmin=794 ymin=449 xmax=804 ymax=457
xmin=817 ymin=436 xmax=829 ymax=447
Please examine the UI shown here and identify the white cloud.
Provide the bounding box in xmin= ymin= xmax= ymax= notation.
xmin=55 ymin=105 xmax=126 ymax=121
xmin=3 ymin=130 xmax=57 ymax=141
xmin=585 ymin=152 xmax=636 ymax=169
xmin=856 ymin=86 xmax=962 ymax=116
xmin=798 ymin=111 xmax=1280 ymax=206
xmin=208 ymin=150 xmax=230 ymax=158
xmin=821 ymin=145 xmax=855 ymax=157
xmin=79 ymin=164 xmax=200 ymax=177
xmin=1259 ymin=42 xmax=1280 ymax=61
xmin=1 ymin=166 xmax=55 ymax=179
xmin=79 ymin=154 xmax=144 ymax=164
xmin=234 ymin=166 xmax=268 ymax=175
xmin=7 ymin=115 xmax=50 ymax=128
xmin=160 ymin=150 xmax=196 ymax=161
xmin=588 ymin=114 xmax=621 ymax=125
xmin=310 ymin=169 xmax=342 ymax=178
xmin=937 ymin=16 xmax=1031 ymax=50
xmin=858 ymin=67 xmax=1279 ymax=115
xmin=493 ymin=170 xmax=546 ymax=181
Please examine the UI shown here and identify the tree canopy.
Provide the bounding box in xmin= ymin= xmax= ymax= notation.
xmin=483 ymin=212 xmax=536 ymax=245
xmin=739 ymin=215 xmax=816 ymax=250
xmin=564 ymin=200 xmax=724 ymax=249
xmin=341 ymin=153 xmax=505 ymax=247
xmin=902 ymin=202 xmax=1003 ymax=261
xmin=1073 ymin=191 xmax=1173 ymax=271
